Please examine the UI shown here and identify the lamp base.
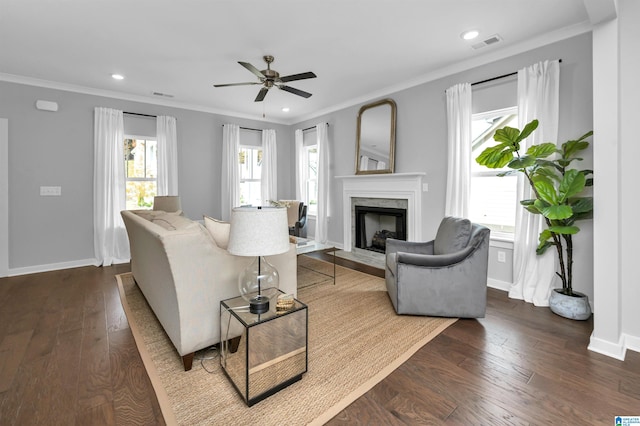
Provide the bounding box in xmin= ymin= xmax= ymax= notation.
xmin=249 ymin=295 xmax=270 ymax=314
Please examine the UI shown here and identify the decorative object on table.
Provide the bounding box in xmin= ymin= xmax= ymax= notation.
xmin=269 ymin=199 xmax=292 ymax=208
xmin=276 ymin=293 xmax=295 ymax=312
xmin=475 ymin=119 xmax=593 ymax=320
xmin=227 ymin=206 xmax=290 ymax=314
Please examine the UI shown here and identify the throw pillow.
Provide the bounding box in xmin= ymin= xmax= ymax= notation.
xmin=204 ymin=216 xmax=231 ymax=249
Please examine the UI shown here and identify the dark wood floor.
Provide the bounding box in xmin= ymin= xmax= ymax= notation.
xmin=1 ymin=262 xmax=639 ymax=425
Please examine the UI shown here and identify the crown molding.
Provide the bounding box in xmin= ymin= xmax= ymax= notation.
xmin=0 ymin=72 xmax=290 ymax=125
xmin=292 ymin=20 xmax=593 ymax=125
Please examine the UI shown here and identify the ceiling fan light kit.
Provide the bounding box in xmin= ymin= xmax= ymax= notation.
xmin=214 ymin=55 xmax=316 ymax=102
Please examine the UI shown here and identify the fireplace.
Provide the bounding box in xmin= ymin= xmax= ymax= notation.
xmin=337 ymin=172 xmax=425 ymax=253
xmin=355 ymin=206 xmax=407 ymax=253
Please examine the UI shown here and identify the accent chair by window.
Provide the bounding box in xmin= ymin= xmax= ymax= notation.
xmin=385 ymin=216 xmax=490 ymax=318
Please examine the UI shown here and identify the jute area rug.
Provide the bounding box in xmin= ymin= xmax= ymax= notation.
xmin=116 ymin=259 xmax=456 ymax=425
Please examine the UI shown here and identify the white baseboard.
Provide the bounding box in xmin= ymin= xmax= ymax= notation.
xmin=487 ymin=278 xmax=511 ymax=292
xmin=8 ymin=258 xmax=101 ymax=277
xmin=587 ymin=333 xmax=640 ymax=361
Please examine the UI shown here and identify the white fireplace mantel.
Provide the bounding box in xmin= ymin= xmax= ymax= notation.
xmin=336 ymin=173 xmax=425 ymax=252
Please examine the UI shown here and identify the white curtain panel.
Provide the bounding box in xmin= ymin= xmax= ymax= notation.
xmin=444 ymin=82 xmax=472 ymax=218
xmin=93 ymin=107 xmax=130 ymax=266
xmin=294 ymin=129 xmax=305 ymax=201
xmin=156 ymin=115 xmax=178 ymax=196
xmin=315 ymin=122 xmax=330 ymax=243
xmin=261 ymin=129 xmax=277 ymax=204
xmin=221 ymin=123 xmax=240 ymax=221
xmin=511 ymin=59 xmax=560 ymax=306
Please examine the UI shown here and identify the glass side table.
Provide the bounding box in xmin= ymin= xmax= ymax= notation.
xmin=220 ymin=291 xmax=308 ymax=406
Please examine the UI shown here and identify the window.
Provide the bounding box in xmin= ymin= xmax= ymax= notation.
xmin=302 ymin=129 xmax=319 ymax=216
xmin=239 ymin=146 xmax=262 ymax=206
xmin=469 ymin=107 xmax=518 ymax=237
xmin=124 ymin=137 xmax=157 ymax=210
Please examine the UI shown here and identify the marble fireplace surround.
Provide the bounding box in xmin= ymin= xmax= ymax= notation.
xmin=336 ymin=173 xmax=425 ymax=252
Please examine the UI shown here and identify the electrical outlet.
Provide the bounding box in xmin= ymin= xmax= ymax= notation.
xmin=497 ymin=250 xmax=506 ymax=263
xmin=40 ymin=186 xmax=61 ymax=196
xmin=422 ymin=183 xmax=429 ymax=192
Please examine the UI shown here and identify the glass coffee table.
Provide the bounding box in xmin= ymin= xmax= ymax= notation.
xmin=293 ymin=236 xmax=336 ymax=285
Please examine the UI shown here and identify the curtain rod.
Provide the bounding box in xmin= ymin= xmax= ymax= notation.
xmin=222 ymin=124 xmax=330 ymax=132
xmin=124 ymin=111 xmax=157 ymax=118
xmin=470 ymin=59 xmax=563 ymax=87
xmin=303 ymin=124 xmax=330 ymax=132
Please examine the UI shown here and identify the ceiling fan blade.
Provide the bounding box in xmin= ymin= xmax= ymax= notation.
xmin=238 ymin=61 xmax=265 ymax=79
xmin=279 ymin=72 xmax=317 ymax=83
xmin=280 ymin=85 xmax=312 ymax=98
xmin=213 ymin=82 xmax=260 ymax=87
xmin=254 ymin=87 xmax=269 ymax=102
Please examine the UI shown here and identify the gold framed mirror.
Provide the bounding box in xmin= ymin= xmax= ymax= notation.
xmin=355 ymin=98 xmax=397 ymax=174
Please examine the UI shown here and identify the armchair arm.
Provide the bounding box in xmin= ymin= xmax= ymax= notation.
xmin=397 ymin=245 xmax=475 ymax=268
xmin=295 ymin=205 xmax=307 ymax=229
xmin=386 ymin=238 xmax=434 ymax=256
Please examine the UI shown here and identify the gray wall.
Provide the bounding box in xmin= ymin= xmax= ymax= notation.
xmin=0 ymin=83 xmax=293 ymax=271
xmin=1 ymin=32 xmax=593 ymax=300
xmin=293 ymin=32 xmax=593 ymax=298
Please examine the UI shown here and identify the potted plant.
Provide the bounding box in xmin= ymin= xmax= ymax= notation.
xmin=475 ymin=119 xmax=593 ymax=320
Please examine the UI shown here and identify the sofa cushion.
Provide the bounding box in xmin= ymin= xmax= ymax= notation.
xmin=149 ymin=212 xmax=197 ymax=231
xmin=132 ymin=209 xmax=182 ymax=222
xmin=204 ymin=216 xmax=231 ymax=249
xmin=434 ymin=216 xmax=472 ymax=255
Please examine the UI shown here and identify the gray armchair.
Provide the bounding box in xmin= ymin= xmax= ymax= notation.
xmin=385 ymin=216 xmax=490 ymax=318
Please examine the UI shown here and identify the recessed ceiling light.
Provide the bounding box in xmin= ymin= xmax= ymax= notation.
xmin=282 ymin=107 xmax=290 ymax=112
xmin=111 ymin=74 xmax=125 ymax=80
xmin=461 ymin=30 xmax=480 ymax=40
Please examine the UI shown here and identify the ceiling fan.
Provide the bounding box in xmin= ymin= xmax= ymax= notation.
xmin=213 ymin=55 xmax=317 ymax=102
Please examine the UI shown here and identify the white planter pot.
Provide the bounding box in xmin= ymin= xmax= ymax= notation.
xmin=549 ymin=289 xmax=591 ymax=320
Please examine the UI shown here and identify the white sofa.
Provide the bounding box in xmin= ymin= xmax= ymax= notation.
xmin=121 ymin=210 xmax=297 ymax=371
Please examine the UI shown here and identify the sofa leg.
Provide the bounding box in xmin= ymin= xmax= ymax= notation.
xmin=182 ymin=352 xmax=195 ymax=371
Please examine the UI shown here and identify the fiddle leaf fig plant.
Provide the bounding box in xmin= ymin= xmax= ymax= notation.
xmin=476 ymin=119 xmax=593 ymax=296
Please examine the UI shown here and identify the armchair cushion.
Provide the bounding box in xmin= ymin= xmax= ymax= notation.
xmin=434 ymin=216 xmax=471 ymax=255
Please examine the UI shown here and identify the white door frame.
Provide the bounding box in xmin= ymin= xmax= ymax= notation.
xmin=1 ymin=118 xmax=8 ymax=277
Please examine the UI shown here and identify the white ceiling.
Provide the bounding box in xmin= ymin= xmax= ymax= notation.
xmin=0 ymin=0 xmax=594 ymax=124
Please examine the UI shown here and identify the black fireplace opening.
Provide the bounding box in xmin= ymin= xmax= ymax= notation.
xmin=355 ymin=206 xmax=407 ymax=253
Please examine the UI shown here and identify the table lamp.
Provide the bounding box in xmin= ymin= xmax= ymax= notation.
xmin=227 ymin=206 xmax=290 ymax=314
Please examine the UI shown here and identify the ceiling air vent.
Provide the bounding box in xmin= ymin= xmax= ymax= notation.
xmin=152 ymin=91 xmax=174 ymax=98
xmin=472 ymin=34 xmax=503 ymax=50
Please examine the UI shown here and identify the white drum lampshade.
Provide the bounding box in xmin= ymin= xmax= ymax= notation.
xmin=227 ymin=206 xmax=289 ymax=314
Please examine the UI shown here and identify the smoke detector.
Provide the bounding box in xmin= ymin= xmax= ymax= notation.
xmin=472 ymin=34 xmax=503 ymax=50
